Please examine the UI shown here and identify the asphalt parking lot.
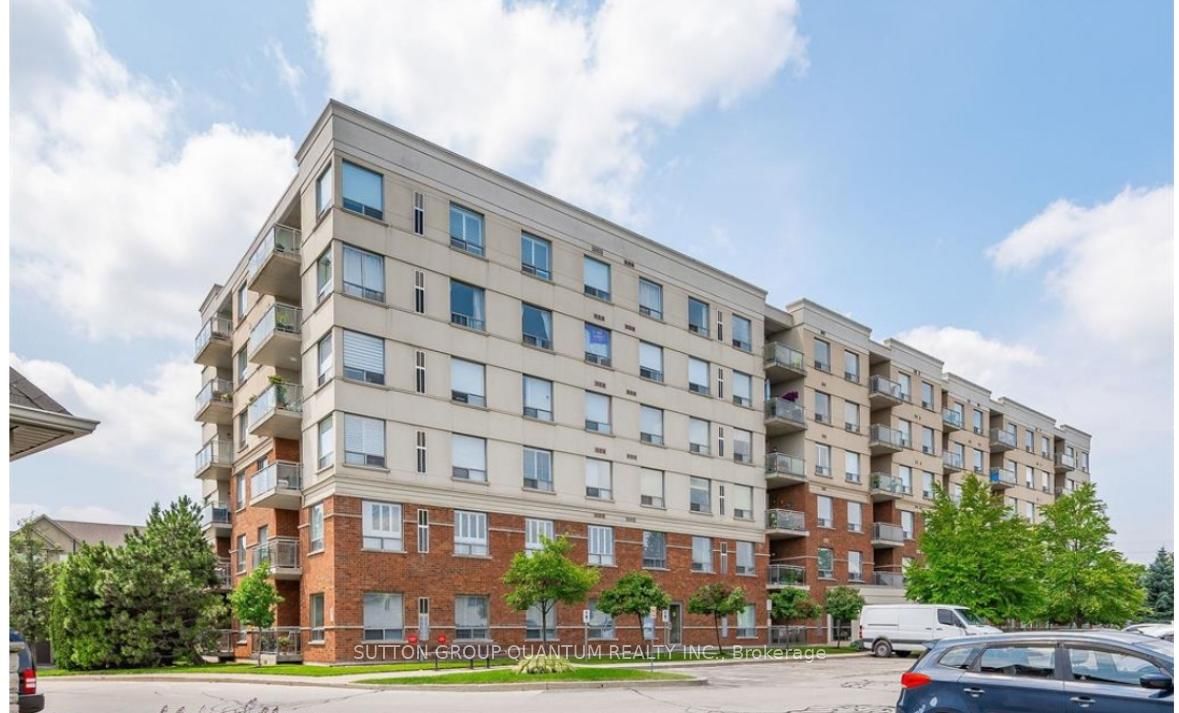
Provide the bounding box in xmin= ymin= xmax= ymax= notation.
xmin=41 ymin=654 xmax=910 ymax=712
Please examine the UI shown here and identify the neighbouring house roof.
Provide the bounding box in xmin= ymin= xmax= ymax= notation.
xmin=9 ymin=367 xmax=99 ymax=461
xmin=15 ymin=515 xmax=141 ymax=554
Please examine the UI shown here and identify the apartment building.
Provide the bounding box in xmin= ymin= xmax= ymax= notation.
xmin=193 ymin=101 xmax=1093 ymax=661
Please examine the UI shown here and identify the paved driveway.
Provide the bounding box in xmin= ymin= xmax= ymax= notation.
xmin=41 ymin=655 xmax=910 ymax=712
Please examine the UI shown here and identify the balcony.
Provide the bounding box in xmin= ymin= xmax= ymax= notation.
xmin=868 ymin=375 xmax=905 ymax=407
xmin=253 ymin=627 xmax=303 ymax=663
xmin=870 ymin=472 xmax=909 ymax=501
xmin=763 ymin=343 xmax=806 ymax=381
xmin=766 ymin=509 xmax=808 ymax=539
xmin=989 ymin=467 xmax=1017 ymax=490
xmin=212 ymin=558 xmax=232 ymax=591
xmin=200 ymin=503 xmax=231 ymax=536
xmin=871 ymin=522 xmax=906 ymax=547
xmin=942 ymin=409 xmax=964 ymax=432
xmin=869 ymin=424 xmax=905 ymax=455
xmin=942 ymin=450 xmax=964 ymax=474
xmin=194 ymin=316 xmax=232 ymax=367
xmin=250 ymin=461 xmax=303 ymax=510
xmin=989 ymin=428 xmax=1016 ymax=452
xmin=765 ymin=398 xmax=806 ymax=435
xmin=247 ymin=381 xmax=302 ymax=440
xmin=873 ymin=571 xmax=905 ymax=588
xmin=767 ymin=563 xmax=807 ymax=589
xmin=194 ymin=438 xmax=233 ymax=480
xmin=248 ymin=303 xmax=302 ymax=368
xmin=247 ymin=225 xmax=301 ymax=299
xmin=194 ymin=378 xmax=233 ymax=424
xmin=765 ymin=452 xmax=807 ymax=487
xmin=1055 ymin=452 xmax=1076 ymax=473
xmin=251 ymin=536 xmax=301 ymax=579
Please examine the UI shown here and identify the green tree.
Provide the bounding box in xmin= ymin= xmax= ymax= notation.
xmin=502 ymin=536 xmax=599 ymax=646
xmin=823 ymin=586 xmax=865 ymax=648
xmin=770 ymin=587 xmax=820 ymax=622
xmin=49 ymin=543 xmax=119 ymax=670
xmin=906 ymin=475 xmax=1044 ymax=622
xmin=230 ymin=563 xmax=283 ymax=665
xmin=1038 ymin=484 xmax=1146 ymax=626
xmin=597 ymin=571 xmax=671 ymax=644
xmin=10 ymin=518 xmax=57 ymax=653
xmin=1142 ymin=547 xmax=1174 ymax=622
xmin=688 ymin=583 xmax=748 ymax=654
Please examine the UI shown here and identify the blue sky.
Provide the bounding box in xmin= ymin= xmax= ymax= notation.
xmin=9 ymin=0 xmax=1173 ymax=560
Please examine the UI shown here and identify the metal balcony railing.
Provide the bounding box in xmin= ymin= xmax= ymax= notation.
xmin=870 ymin=424 xmax=906 ymax=449
xmin=201 ymin=503 xmax=231 ymax=529
xmin=248 ymin=303 xmax=302 ymax=355
xmin=869 ymin=375 xmax=905 ymax=401
xmin=248 ymin=381 xmax=303 ymax=428
xmin=870 ymin=472 xmax=909 ymax=496
xmin=943 ymin=450 xmax=964 ymax=471
xmin=253 ymin=627 xmax=303 ymax=657
xmin=874 ymin=571 xmax=905 ymax=587
xmin=247 ymin=225 xmax=301 ymax=278
xmin=989 ymin=467 xmax=1017 ymax=486
xmin=990 ymin=428 xmax=1017 ymax=449
xmin=872 ymin=522 xmax=905 ymax=543
xmin=766 ymin=452 xmax=806 ymax=478
xmin=194 ymin=316 xmax=231 ymax=355
xmin=251 ymin=462 xmax=303 ymax=499
xmin=251 ymin=537 xmax=299 ymax=571
xmin=765 ymin=398 xmax=806 ymax=424
xmin=763 ymin=342 xmax=805 ymax=373
xmin=767 ymin=508 xmax=806 ymax=531
xmin=768 ymin=563 xmax=806 ymax=587
xmin=942 ymin=409 xmax=964 ymax=429
xmin=195 ymin=378 xmax=233 ymax=413
xmin=195 ymin=438 xmax=232 ymax=474
xmin=1056 ymin=452 xmax=1076 ymax=469
xmin=214 ymin=558 xmax=232 ymax=589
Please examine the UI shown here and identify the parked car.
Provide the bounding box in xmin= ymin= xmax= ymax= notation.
xmin=897 ymin=630 xmax=1173 ymax=712
xmin=1126 ymin=623 xmax=1175 ymax=641
xmin=9 ymin=630 xmax=44 ymax=713
xmin=859 ymin=604 xmax=1001 ymax=657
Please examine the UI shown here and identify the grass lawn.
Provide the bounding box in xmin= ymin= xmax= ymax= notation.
xmin=366 ymin=667 xmax=691 ymax=685
xmin=40 ymin=659 xmax=516 ymax=678
xmin=574 ymin=645 xmax=861 ymax=664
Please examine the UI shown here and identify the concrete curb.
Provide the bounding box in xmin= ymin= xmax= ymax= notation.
xmin=42 ymin=673 xmax=708 ymax=691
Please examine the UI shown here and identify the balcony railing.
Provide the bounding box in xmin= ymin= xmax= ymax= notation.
xmin=251 ymin=462 xmax=303 ymax=499
xmin=195 ymin=378 xmax=233 ymax=414
xmin=248 ymin=303 xmax=302 ymax=355
xmin=874 ymin=571 xmax=905 ymax=588
xmin=201 ymin=503 xmax=231 ymax=529
xmin=766 ymin=452 xmax=806 ymax=479
xmin=253 ymin=627 xmax=303 ymax=660
xmin=248 ymin=381 xmax=303 ymax=429
xmin=990 ymin=428 xmax=1017 ymax=449
xmin=763 ymin=343 xmax=805 ymax=375
xmin=1056 ymin=452 xmax=1076 ymax=470
xmin=213 ymin=558 xmax=232 ymax=590
xmin=869 ymin=424 xmax=906 ymax=449
xmin=989 ymin=467 xmax=1017 ymax=487
xmin=872 ymin=522 xmax=905 ymax=544
xmin=942 ymin=409 xmax=964 ymax=430
xmin=768 ymin=563 xmax=806 ymax=587
xmin=247 ymin=225 xmax=301 ymax=279
xmin=765 ymin=398 xmax=806 ymax=424
xmin=768 ymin=625 xmax=811 ymax=646
xmin=767 ymin=508 xmax=806 ymax=532
xmin=251 ymin=537 xmax=299 ymax=572
xmin=942 ymin=450 xmax=964 ymax=472
xmin=869 ymin=375 xmax=905 ymax=402
xmin=194 ymin=438 xmax=233 ymax=475
xmin=194 ymin=316 xmax=232 ymax=359
xmin=870 ymin=472 xmax=909 ymax=496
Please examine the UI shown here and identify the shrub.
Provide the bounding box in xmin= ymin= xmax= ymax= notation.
xmin=513 ymin=653 xmax=574 ymax=674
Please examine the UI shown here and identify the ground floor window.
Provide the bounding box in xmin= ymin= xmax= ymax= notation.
xmin=455 ymin=595 xmax=489 ymax=640
xmin=310 ymin=593 xmax=325 ymax=642
xmin=736 ymin=604 xmax=757 ymax=638
xmin=525 ymin=602 xmax=557 ymax=641
xmin=362 ymin=592 xmax=405 ymax=641
xmin=586 ymin=599 xmax=615 ymax=640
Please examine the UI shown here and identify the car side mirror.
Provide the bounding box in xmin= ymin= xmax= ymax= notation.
xmin=1140 ymin=673 xmax=1173 ymax=690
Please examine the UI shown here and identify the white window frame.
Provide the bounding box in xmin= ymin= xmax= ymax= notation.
xmin=362 ymin=501 xmax=403 ymax=552
xmin=523 ymin=447 xmax=553 ymax=491
xmin=343 ymin=414 xmax=386 ymax=467
xmin=453 ymin=511 xmax=488 ymax=557
xmin=585 ymin=458 xmax=612 ymax=499
xmin=451 ymin=434 xmax=487 ymax=482
xmin=587 ymin=525 xmax=615 ymax=566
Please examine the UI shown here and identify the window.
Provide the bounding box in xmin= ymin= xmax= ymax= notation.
xmin=521 ymin=303 xmax=553 ymax=349
xmin=525 ymin=602 xmax=557 ymax=641
xmin=640 ymin=405 xmax=664 ymax=445
xmin=362 ymin=593 xmax=403 ymax=641
xmin=937 ymin=646 xmax=978 ymax=670
xmin=414 ymin=351 xmax=426 ymax=394
xmin=898 ymin=373 xmax=912 ymax=401
xmin=1041 ymin=435 xmax=1051 ymax=457
xmin=342 ymin=245 xmax=385 ymax=302
xmin=690 ymin=477 xmax=711 ymax=513
xmin=688 ymin=357 xmax=710 ymax=394
xmin=412 ymin=191 xmax=424 ymax=235
xmin=234 ymin=472 xmax=246 ymax=510
xmin=520 ymin=233 xmax=551 ymax=279
xmin=522 ymin=376 xmax=553 ymax=421
xmin=844 ymin=350 xmax=860 ymax=382
xmin=317 ymin=417 xmax=334 ymax=469
xmin=343 ymin=414 xmax=385 ymax=467
xmin=1024 ymin=429 xmax=1034 ymax=451
xmin=732 ymin=371 xmax=753 ymax=407
xmin=638 ymin=342 xmax=663 ymax=382
xmin=585 ymin=458 xmax=612 ymax=499
xmin=922 ymin=426 xmax=935 ymax=454
xmin=897 ymin=419 xmax=912 ymax=447
xmin=316 ymin=249 xmax=332 ymax=301
xmin=415 ymin=431 xmax=426 ymax=473
xmin=901 ymin=511 xmax=915 ymax=540
xmin=951 ymin=482 xmax=963 ymax=502
xmin=582 ymin=391 xmax=612 ymax=433
xmin=586 ymin=600 xmax=615 ymax=639
xmin=235 ymin=534 xmax=247 ymax=573
xmin=815 ymin=443 xmax=831 ymax=477
xmin=640 ymin=468 xmax=664 ymax=508
xmin=642 ymin=531 xmax=667 ymax=568
xmin=362 ymin=501 xmax=402 ymax=551
xmin=845 ymin=450 xmax=861 ymax=482
xmin=688 ymin=418 xmax=710 ymax=455
xmin=305 ymin=502 xmax=323 ymax=552
xmin=341 ymin=161 xmax=383 ymax=219
xmin=978 ymin=646 xmax=1056 ymax=678
xmin=814 ymin=338 xmax=831 ymax=371
xmin=235 ymin=348 xmax=249 ymax=385
xmin=732 ymin=314 xmax=752 ymax=351
xmin=583 ymin=256 xmax=611 ymax=300
xmin=815 ymin=392 xmax=831 ymax=423
xmin=923 ymin=471 xmax=935 ymax=499
xmin=523 ymin=447 xmax=553 ymax=491
xmin=317 ymin=333 xmax=334 ymax=385
xmin=310 ymin=594 xmax=325 ymax=641
xmin=733 ymin=485 xmax=753 ymax=520
xmin=1025 ymin=465 xmax=1035 ymax=488
xmin=1067 ymin=647 xmax=1166 ymax=686
xmin=736 ymin=604 xmax=756 ymax=638
xmin=817 ymin=496 xmax=833 ymax=528
xmin=451 ymin=435 xmax=487 ymax=482
xmin=848 ymin=551 xmax=863 ymax=582
xmin=972 ymin=409 xmax=984 ymax=434
xmin=687 ymin=298 xmax=709 ymax=336
xmin=844 ymin=401 xmax=859 ymax=432
xmin=342 ymin=330 xmax=384 ymax=384
xmin=451 ymin=358 xmax=485 ymax=406
xmin=691 ymin=536 xmax=712 ymax=572
xmin=414 ymin=271 xmax=425 ymax=313
xmin=817 ymin=548 xmax=834 ymax=579
xmin=898 ymin=465 xmax=913 ymax=493
xmin=584 ymin=324 xmax=611 ymax=366
xmin=237 ymin=410 xmax=248 ymax=448
xmin=638 ymin=278 xmax=663 ymax=319
xmin=847 ymin=501 xmax=862 ymax=532
xmin=449 ymin=280 xmax=485 ymax=331
xmin=453 ymin=511 xmax=488 ymax=556
xmin=735 ymin=541 xmax=754 ymax=575
xmin=921 ymin=381 xmax=935 ymax=409
xmin=417 ymin=509 xmax=429 ymax=553
xmin=454 ymin=595 xmax=489 ymax=639
xmin=973 ymin=448 xmax=984 ymax=472
xmin=315 ymin=163 xmax=333 ymax=215
xmin=1023 ymin=501 xmax=1035 ymax=521
xmin=449 ymin=204 xmax=484 ymax=256
xmin=733 ymin=428 xmax=752 ymax=463
xmin=524 ymin=518 xmax=554 ymax=552
xmin=587 ymin=526 xmax=615 ymax=565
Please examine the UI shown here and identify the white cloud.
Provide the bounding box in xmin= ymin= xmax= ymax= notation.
xmin=895 ymin=326 xmax=1042 ymax=389
xmin=264 ymin=40 xmax=304 ymax=101
xmin=309 ymin=0 xmax=807 ymax=220
xmin=10 ymin=0 xmax=296 ymax=341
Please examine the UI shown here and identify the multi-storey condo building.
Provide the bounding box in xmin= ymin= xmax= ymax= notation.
xmin=193 ymin=101 xmax=1093 ymax=663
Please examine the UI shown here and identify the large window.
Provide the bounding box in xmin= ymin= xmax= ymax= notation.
xmin=585 ymin=458 xmax=612 ymax=499
xmin=688 ymin=357 xmax=710 ymax=395
xmin=451 ymin=434 xmax=487 ymax=482
xmin=1067 ymin=647 xmax=1165 ymax=686
xmin=640 ymin=468 xmax=664 ymax=508
xmin=317 ymin=417 xmax=334 ymax=469
xmin=449 ymin=204 xmax=485 ymax=256
xmin=733 ymin=485 xmax=753 ymax=520
xmin=521 ymin=303 xmax=553 ymax=349
xmin=450 ymin=358 xmax=486 ymax=406
xmin=525 ymin=602 xmax=557 ymax=640
xmin=642 ymin=531 xmax=667 ymax=568
xmin=813 ymin=338 xmax=831 ymax=371
xmin=638 ymin=278 xmax=663 ymax=319
xmin=342 ymin=330 xmax=384 ymax=384
xmin=847 ymin=501 xmax=862 ymax=532
xmin=689 ymin=418 xmax=710 ymax=455
xmin=316 ymin=249 xmax=332 ymax=301
xmin=586 ymin=600 xmax=615 ymax=639
xmin=733 ymin=541 xmax=755 ymax=576
xmin=898 ymin=465 xmax=913 ymax=493
xmin=317 ymin=333 xmax=333 ymax=385
xmin=522 ymin=447 xmax=553 ymax=492
xmin=362 ymin=593 xmax=403 ymax=641
xmin=922 ymin=426 xmax=935 ymax=454
xmin=315 ymin=163 xmax=333 ymax=215
xmin=344 ymin=414 xmax=385 ymax=467
xmin=845 ymin=450 xmax=860 ymax=482
xmin=342 ymin=245 xmax=385 ymax=302
xmin=450 ymin=280 xmax=485 ymax=331
xmin=844 ymin=350 xmax=860 ymax=382
xmin=844 ymin=401 xmax=859 ymax=432
xmin=524 ymin=518 xmax=554 ymax=552
xmin=341 ymin=161 xmax=383 ymax=219
xmin=736 ymin=604 xmax=756 ymax=638
xmin=898 ymin=373 xmax=912 ymax=401
xmin=454 ymin=595 xmax=489 ymax=639
xmin=732 ymin=314 xmax=752 ymax=351
xmin=733 ymin=371 xmax=753 ymax=406
xmin=733 ymin=428 xmax=752 ymax=464
xmin=583 ymin=257 xmax=611 ymax=300
xmin=584 ymin=324 xmax=612 ymax=366
xmin=848 ymin=551 xmax=863 ymax=582
xmin=814 ymin=391 xmax=831 ymax=423
xmin=639 ymin=342 xmax=663 ymax=382
xmin=901 ymin=510 xmax=915 ymax=539
xmin=520 ymin=233 xmax=551 ymax=279
xmin=310 ymin=593 xmax=325 ymax=641
xmin=691 ymin=536 xmax=712 ymax=572
xmin=817 ymin=495 xmax=833 ymax=528
xmin=640 ymin=405 xmax=664 ymax=445
xmin=363 ymin=501 xmax=402 ymax=551
xmin=921 ymin=381 xmax=935 ymax=409
xmin=977 ymin=646 xmax=1056 ymax=678
xmin=687 ymin=298 xmax=709 ymax=336
xmin=587 ymin=525 xmax=615 ymax=566
xmin=522 ymin=376 xmax=553 ymax=421
xmin=817 ymin=548 xmax=834 ymax=579
xmin=584 ymin=391 xmax=611 ymax=433
xmin=690 ymin=477 xmax=711 ymax=513
xmin=453 ymin=511 xmax=488 ymax=556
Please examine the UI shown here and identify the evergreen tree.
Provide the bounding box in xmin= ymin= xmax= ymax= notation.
xmin=1142 ymin=547 xmax=1174 ymax=621
xmin=9 ymin=518 xmax=57 ymax=653
xmin=597 ymin=571 xmax=671 ymax=644
xmin=49 ymin=543 xmax=120 ymax=670
xmin=502 ymin=536 xmax=599 ymax=646
xmin=688 ymin=583 xmax=748 ymax=654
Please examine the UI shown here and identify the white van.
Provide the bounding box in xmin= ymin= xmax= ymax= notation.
xmin=858 ymin=604 xmax=1002 ymax=657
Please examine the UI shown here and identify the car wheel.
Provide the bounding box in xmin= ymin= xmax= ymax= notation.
xmin=872 ymin=639 xmax=893 ymax=658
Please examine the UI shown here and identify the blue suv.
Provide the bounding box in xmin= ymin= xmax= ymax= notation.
xmin=897 ymin=631 xmax=1173 ymax=712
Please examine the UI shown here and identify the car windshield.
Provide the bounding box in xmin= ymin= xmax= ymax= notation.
xmin=954 ymin=608 xmax=986 ymax=625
